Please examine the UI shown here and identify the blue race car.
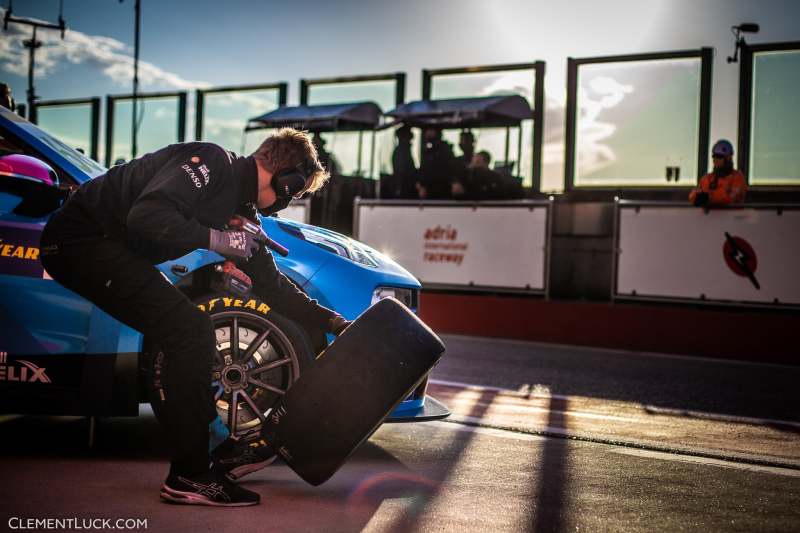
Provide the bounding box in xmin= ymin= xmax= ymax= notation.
xmin=0 ymin=107 xmax=448 ymax=435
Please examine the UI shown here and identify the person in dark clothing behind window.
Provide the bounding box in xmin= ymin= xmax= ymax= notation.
xmin=312 ymin=132 xmax=339 ymax=177
xmin=466 ymin=151 xmax=525 ymax=200
xmin=312 ymin=132 xmax=342 ymax=228
xmin=456 ymin=130 xmax=475 ymax=168
xmin=40 ymin=129 xmax=351 ymax=507
xmin=418 ymin=128 xmax=457 ymax=199
xmin=390 ymin=125 xmax=418 ymax=198
xmin=451 ymin=130 xmax=475 ymax=199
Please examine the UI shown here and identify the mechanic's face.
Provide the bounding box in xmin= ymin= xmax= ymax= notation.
xmin=256 ymin=162 xmax=310 ymax=214
xmin=255 ymin=160 xmax=279 ymax=209
xmin=470 ymin=153 xmax=489 ymax=169
xmin=424 ymin=128 xmax=439 ymax=142
xmin=712 ymin=155 xmax=730 ymax=169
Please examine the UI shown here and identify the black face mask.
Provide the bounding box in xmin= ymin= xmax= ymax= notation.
xmin=713 ymin=159 xmax=734 ymax=178
xmin=257 ymin=163 xmax=313 ymax=217
xmin=260 ymin=195 xmax=292 ymax=217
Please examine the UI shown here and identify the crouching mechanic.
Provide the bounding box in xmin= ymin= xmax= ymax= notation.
xmin=40 ymin=128 xmax=350 ymax=507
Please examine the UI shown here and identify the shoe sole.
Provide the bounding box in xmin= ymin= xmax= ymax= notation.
xmin=159 ymin=485 xmax=259 ymax=507
xmin=226 ymin=455 xmax=277 ymax=481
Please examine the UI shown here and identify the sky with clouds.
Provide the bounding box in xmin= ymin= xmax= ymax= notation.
xmin=2 ymin=0 xmax=798 ymax=189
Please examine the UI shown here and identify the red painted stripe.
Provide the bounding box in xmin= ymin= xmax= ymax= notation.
xmin=419 ymin=292 xmax=799 ymax=365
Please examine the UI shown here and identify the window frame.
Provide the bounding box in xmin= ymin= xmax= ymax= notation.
xmin=195 ymin=82 xmax=288 ymax=142
xmin=33 ymin=97 xmax=101 ymax=162
xmin=564 ymin=48 xmax=713 ymax=192
xmin=421 ymin=62 xmax=545 ymax=192
xmin=104 ymin=91 xmax=187 ymax=167
xmin=299 ymin=72 xmax=405 ymax=180
xmin=737 ymin=40 xmax=800 ymax=189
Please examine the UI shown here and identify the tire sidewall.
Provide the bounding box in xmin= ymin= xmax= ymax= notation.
xmin=193 ymin=292 xmax=315 ymax=373
xmin=144 ymin=292 xmax=315 ymax=430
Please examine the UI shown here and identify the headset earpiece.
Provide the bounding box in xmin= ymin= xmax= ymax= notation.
xmin=271 ymin=167 xmax=307 ymax=199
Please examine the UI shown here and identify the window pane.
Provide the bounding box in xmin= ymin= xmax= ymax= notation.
xmin=750 ymin=49 xmax=800 ymax=185
xmin=307 ymin=79 xmax=397 ymax=179
xmin=307 ymin=80 xmax=396 ymax=110
xmin=319 ymin=131 xmax=362 ymax=176
xmin=202 ymin=88 xmax=281 ymax=154
xmin=36 ymin=103 xmax=94 ymax=158
xmin=574 ymin=58 xmax=702 ymax=187
xmin=111 ymin=96 xmax=181 ymax=164
xmin=430 ymin=69 xmax=535 ymax=186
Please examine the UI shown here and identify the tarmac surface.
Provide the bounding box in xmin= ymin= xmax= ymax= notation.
xmin=1 ymin=334 xmax=798 ymax=532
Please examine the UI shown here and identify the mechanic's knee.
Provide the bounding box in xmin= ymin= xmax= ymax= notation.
xmin=155 ymin=305 xmax=215 ymax=354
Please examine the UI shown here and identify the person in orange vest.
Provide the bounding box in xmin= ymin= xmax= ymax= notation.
xmin=689 ymin=139 xmax=748 ymax=206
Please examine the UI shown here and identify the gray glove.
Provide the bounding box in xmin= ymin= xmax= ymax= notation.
xmin=209 ymin=228 xmax=265 ymax=261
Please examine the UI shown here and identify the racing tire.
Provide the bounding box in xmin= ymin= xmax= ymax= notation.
xmin=144 ymin=292 xmax=315 ymax=437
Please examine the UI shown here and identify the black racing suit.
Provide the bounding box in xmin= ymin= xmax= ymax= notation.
xmin=40 ymin=142 xmax=336 ymax=476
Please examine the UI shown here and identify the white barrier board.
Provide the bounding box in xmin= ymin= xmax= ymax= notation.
xmin=617 ymin=206 xmax=800 ymax=305
xmin=357 ymin=204 xmax=547 ymax=290
xmin=278 ymin=200 xmax=309 ymax=224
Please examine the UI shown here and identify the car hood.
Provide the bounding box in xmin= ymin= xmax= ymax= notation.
xmin=266 ymin=215 xmax=420 ymax=289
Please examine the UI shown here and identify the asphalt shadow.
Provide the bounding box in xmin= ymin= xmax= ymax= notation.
xmin=434 ymin=335 xmax=800 ymax=422
xmin=531 ymin=396 xmax=570 ymax=533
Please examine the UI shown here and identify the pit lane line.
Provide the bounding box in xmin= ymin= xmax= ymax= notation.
xmin=430 ymin=421 xmax=800 ymax=479
xmin=428 ymin=379 xmax=800 ymax=472
xmin=428 ymin=378 xmax=800 ymax=429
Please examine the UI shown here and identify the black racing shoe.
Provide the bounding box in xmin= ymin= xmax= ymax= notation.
xmin=160 ymin=470 xmax=260 ymax=507
xmin=212 ymin=436 xmax=277 ymax=481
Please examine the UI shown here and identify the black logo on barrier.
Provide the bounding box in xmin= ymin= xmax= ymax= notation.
xmin=722 ymin=232 xmax=760 ymax=290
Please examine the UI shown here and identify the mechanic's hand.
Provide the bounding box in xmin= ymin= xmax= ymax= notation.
xmin=209 ymin=228 xmax=265 ymax=261
xmin=328 ymin=314 xmax=352 ymax=336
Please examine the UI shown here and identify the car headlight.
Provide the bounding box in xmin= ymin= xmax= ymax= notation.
xmin=371 ymin=287 xmax=418 ymax=310
xmin=277 ymin=221 xmax=378 ymax=268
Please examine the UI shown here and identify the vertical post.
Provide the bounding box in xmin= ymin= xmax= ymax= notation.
xmin=299 ymin=79 xmax=309 ymax=105
xmin=357 ymin=130 xmax=363 ymax=175
xmin=532 ymin=61 xmax=545 ymax=192
xmin=504 ymin=127 xmax=510 ymax=168
xmin=352 ymin=196 xmax=361 ymax=239
xmin=25 ymin=26 xmax=41 ymax=124
xmin=610 ymin=198 xmax=620 ymax=303
xmin=90 ymin=97 xmax=101 ymax=162
xmin=131 ymin=0 xmax=141 ymax=160
xmin=105 ymin=95 xmax=115 ymax=167
xmin=395 ymin=72 xmax=406 ymax=105
xmin=177 ymin=91 xmax=187 ymax=142
xmin=421 ymin=69 xmax=431 ymax=100
xmin=87 ymin=416 xmax=96 ymax=448
xmin=564 ymin=58 xmax=578 ymax=191
xmin=697 ymin=47 xmax=714 ymax=182
xmin=369 ymin=130 xmax=376 ymax=180
xmin=517 ymin=125 xmax=523 ymax=178
xmin=4 ymin=9 xmax=67 ymax=125
xmin=737 ymin=43 xmax=754 ymax=183
xmin=278 ymin=82 xmax=288 ymax=106
xmin=544 ymin=198 xmax=554 ymax=300
xmin=194 ymin=89 xmax=205 ymax=141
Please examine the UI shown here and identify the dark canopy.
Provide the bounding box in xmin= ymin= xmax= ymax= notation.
xmin=246 ymin=101 xmax=382 ymax=132
xmin=385 ymin=95 xmax=532 ymax=128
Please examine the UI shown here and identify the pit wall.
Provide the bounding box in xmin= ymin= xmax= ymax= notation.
xmin=418 ymin=292 xmax=798 ymax=365
xmin=411 ymin=195 xmax=799 ymax=365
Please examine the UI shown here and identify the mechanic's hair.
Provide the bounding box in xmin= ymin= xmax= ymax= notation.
xmin=252 ymin=128 xmax=329 ymax=193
